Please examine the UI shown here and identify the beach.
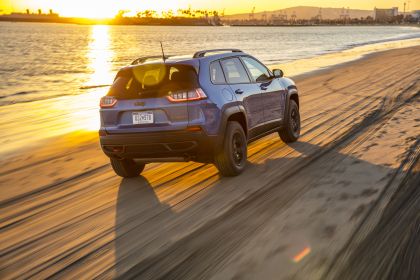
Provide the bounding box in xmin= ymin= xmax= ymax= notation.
xmin=1 ymin=45 xmax=419 ymax=279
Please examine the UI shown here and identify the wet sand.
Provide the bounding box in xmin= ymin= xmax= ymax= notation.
xmin=1 ymin=45 xmax=419 ymax=279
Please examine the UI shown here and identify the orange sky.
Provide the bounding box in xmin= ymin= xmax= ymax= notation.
xmin=0 ymin=0 xmax=418 ymax=18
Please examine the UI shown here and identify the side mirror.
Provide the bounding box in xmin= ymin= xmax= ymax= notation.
xmin=272 ymin=69 xmax=284 ymax=78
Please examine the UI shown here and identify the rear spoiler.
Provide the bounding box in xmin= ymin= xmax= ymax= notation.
xmin=131 ymin=55 xmax=173 ymax=65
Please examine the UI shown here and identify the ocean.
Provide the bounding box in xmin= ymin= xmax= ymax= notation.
xmin=0 ymin=22 xmax=419 ymax=154
xmin=1 ymin=22 xmax=419 ymax=105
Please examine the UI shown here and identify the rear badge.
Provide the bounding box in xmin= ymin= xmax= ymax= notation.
xmin=134 ymin=101 xmax=145 ymax=106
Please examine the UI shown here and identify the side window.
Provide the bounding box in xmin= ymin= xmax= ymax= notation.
xmin=220 ymin=58 xmax=250 ymax=84
xmin=209 ymin=61 xmax=226 ymax=84
xmin=241 ymin=57 xmax=271 ymax=82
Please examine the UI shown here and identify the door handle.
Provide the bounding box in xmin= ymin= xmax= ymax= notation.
xmin=260 ymin=85 xmax=268 ymax=91
xmin=235 ymin=89 xmax=244 ymax=94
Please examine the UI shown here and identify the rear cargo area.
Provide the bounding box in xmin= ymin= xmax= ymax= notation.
xmin=100 ymin=63 xmax=199 ymax=134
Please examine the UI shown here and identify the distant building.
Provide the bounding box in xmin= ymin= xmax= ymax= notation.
xmin=0 ymin=11 xmax=59 ymax=20
xmin=374 ymin=7 xmax=398 ymax=21
xmin=412 ymin=10 xmax=420 ymax=19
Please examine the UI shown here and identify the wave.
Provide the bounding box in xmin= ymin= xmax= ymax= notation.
xmin=0 ymin=90 xmax=38 ymax=99
xmin=80 ymin=84 xmax=111 ymax=90
xmin=0 ymin=90 xmax=104 ymax=106
xmin=0 ymin=85 xmax=111 ymax=106
xmin=346 ymin=33 xmax=420 ymax=48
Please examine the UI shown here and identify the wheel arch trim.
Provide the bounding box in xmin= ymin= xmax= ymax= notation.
xmin=219 ymin=105 xmax=248 ymax=141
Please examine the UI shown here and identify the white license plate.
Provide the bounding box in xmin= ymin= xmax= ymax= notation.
xmin=132 ymin=111 xmax=153 ymax=124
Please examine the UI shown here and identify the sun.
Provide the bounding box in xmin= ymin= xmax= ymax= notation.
xmin=54 ymin=0 xmax=119 ymax=18
xmin=38 ymin=0 xmax=190 ymax=18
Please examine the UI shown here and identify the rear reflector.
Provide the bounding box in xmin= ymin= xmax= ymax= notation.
xmin=100 ymin=96 xmax=117 ymax=108
xmin=167 ymin=88 xmax=207 ymax=102
xmin=186 ymin=126 xmax=202 ymax=132
xmin=111 ymin=146 xmax=124 ymax=153
xmin=103 ymin=145 xmax=124 ymax=153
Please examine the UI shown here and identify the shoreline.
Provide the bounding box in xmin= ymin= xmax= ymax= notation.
xmin=1 ymin=38 xmax=419 ymax=157
xmin=270 ymin=37 xmax=420 ymax=77
xmin=290 ymin=40 xmax=419 ymax=81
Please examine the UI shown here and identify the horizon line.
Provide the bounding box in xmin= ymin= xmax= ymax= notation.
xmin=1 ymin=4 xmax=414 ymax=19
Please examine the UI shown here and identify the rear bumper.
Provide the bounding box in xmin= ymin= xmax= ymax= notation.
xmin=100 ymin=130 xmax=219 ymax=163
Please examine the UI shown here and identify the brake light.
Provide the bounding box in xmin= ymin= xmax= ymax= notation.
xmin=100 ymin=96 xmax=117 ymax=108
xmin=167 ymin=88 xmax=207 ymax=102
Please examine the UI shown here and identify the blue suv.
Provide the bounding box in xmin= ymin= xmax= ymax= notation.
xmin=99 ymin=49 xmax=300 ymax=177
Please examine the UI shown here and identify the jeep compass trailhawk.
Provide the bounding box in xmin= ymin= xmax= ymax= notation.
xmin=99 ymin=49 xmax=300 ymax=177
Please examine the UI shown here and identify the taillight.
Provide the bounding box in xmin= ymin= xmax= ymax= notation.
xmin=100 ymin=96 xmax=117 ymax=108
xmin=167 ymin=88 xmax=207 ymax=102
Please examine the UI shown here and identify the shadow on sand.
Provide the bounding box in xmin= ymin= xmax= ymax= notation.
xmin=111 ymin=139 xmax=416 ymax=278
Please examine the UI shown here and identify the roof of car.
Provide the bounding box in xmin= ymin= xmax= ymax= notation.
xmin=130 ymin=49 xmax=246 ymax=66
xmin=121 ymin=50 xmax=250 ymax=74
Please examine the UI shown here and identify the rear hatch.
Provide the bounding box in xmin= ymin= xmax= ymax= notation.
xmin=100 ymin=63 xmax=202 ymax=134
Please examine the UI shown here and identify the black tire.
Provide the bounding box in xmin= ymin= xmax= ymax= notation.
xmin=279 ymin=99 xmax=300 ymax=143
xmin=214 ymin=121 xmax=247 ymax=176
xmin=110 ymin=158 xmax=145 ymax=178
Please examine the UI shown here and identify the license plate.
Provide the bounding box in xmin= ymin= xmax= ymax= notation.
xmin=132 ymin=111 xmax=153 ymax=124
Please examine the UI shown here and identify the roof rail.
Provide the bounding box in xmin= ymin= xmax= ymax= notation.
xmin=131 ymin=55 xmax=173 ymax=65
xmin=193 ymin=49 xmax=243 ymax=58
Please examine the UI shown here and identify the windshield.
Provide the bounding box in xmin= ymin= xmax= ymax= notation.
xmin=107 ymin=64 xmax=198 ymax=99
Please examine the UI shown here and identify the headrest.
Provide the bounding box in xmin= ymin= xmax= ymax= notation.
xmin=143 ymin=75 xmax=158 ymax=88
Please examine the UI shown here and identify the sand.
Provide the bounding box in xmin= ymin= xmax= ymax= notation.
xmin=0 ymin=45 xmax=419 ymax=279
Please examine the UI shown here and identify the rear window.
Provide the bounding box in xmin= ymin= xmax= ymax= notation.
xmin=107 ymin=64 xmax=198 ymax=99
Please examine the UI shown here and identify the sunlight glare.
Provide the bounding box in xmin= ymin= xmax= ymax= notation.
xmin=70 ymin=25 xmax=114 ymax=131
xmin=88 ymin=25 xmax=114 ymax=86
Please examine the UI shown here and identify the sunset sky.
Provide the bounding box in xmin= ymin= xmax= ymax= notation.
xmin=0 ymin=0 xmax=418 ymax=18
